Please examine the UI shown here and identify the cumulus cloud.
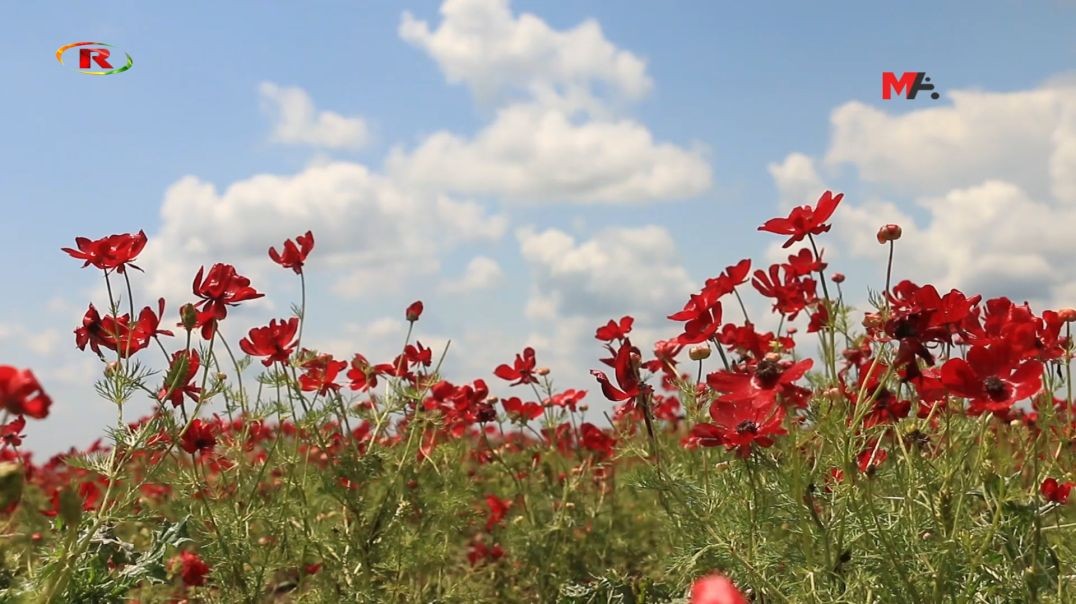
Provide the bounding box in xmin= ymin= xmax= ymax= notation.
xmin=399 ymin=0 xmax=651 ymax=104
xmin=516 ymin=225 xmax=695 ymax=320
xmin=769 ymin=77 xmax=1076 ymax=311
xmin=440 ymin=256 xmax=503 ymax=293
xmin=259 ymin=82 xmax=371 ymax=149
xmin=136 ymin=161 xmax=506 ymax=305
xmin=836 ymin=181 xmax=1075 ymax=307
xmin=768 ymin=152 xmax=825 ymax=209
xmin=387 ymin=103 xmax=711 ymax=203
xmin=392 ymin=0 xmax=711 ymax=204
xmin=824 ymin=80 xmax=1076 ymax=199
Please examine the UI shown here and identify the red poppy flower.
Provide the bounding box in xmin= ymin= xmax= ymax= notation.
xmin=940 ymin=343 xmax=1042 ymax=415
xmin=347 ymin=353 xmax=395 ymax=391
xmin=268 ymin=230 xmax=314 ymax=274
xmin=502 ymin=396 xmax=543 ymax=422
xmin=180 ymin=418 xmax=217 ymax=455
xmin=690 ymin=574 xmax=748 ymax=604
xmin=752 ymin=263 xmax=817 ymax=320
xmin=406 ymin=300 xmax=424 ymax=322
xmin=158 ymin=350 xmax=201 ymax=408
xmin=298 ymin=353 xmax=347 ymax=395
xmin=704 ymin=397 xmax=786 ymax=456
xmin=484 ymin=494 xmax=512 ymax=531
xmin=170 ymin=550 xmax=211 ymax=586
xmin=62 ymin=230 xmax=148 ymax=273
xmin=579 ymin=422 xmax=617 ymax=458
xmin=668 ymin=290 xmax=723 ymax=345
xmin=591 ymin=340 xmax=642 ymax=402
xmin=758 ymin=190 xmax=843 ymax=248
xmin=857 ymin=444 xmax=888 ymax=475
xmin=494 ymin=347 xmax=538 ymax=386
xmin=1 ymin=415 xmax=26 ymax=448
xmin=191 ymin=263 xmax=264 ymax=339
xmin=546 ymin=388 xmax=587 ymax=412
xmin=595 ymin=316 xmax=634 ymax=342
xmin=239 ymin=318 xmax=300 ymax=366
xmin=0 ymin=366 xmax=52 ymax=419
xmin=1041 ymin=477 xmax=1074 ymax=504
xmin=707 ymin=357 xmax=813 ymax=410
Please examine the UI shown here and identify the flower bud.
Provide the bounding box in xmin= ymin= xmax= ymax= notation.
xmin=876 ymin=224 xmax=902 ymax=244
xmin=537 ymin=367 xmax=551 ymax=376
xmin=179 ymin=303 xmax=199 ymax=331
xmin=1058 ymin=308 xmax=1076 ymax=323
xmin=405 ymin=300 xmax=424 ymax=322
xmin=831 ymin=272 xmax=845 ymax=284
xmin=688 ymin=344 xmax=711 ymax=361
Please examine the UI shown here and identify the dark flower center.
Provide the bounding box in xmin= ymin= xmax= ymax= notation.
xmin=983 ymin=376 xmax=1008 ymax=401
xmin=755 ymin=359 xmax=782 ymax=388
xmin=736 ymin=420 xmax=759 ymax=434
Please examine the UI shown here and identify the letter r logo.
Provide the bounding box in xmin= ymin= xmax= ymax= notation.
xmin=79 ymin=47 xmax=112 ymax=70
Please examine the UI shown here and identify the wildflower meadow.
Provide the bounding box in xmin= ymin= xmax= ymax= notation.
xmin=0 ymin=191 xmax=1074 ymax=602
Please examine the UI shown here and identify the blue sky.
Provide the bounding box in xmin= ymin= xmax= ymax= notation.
xmin=3 ymin=0 xmax=1076 ymax=454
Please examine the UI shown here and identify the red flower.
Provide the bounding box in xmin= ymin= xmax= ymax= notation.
xmin=484 ymin=494 xmax=512 ymax=531
xmin=707 ymin=357 xmax=813 ymax=410
xmin=595 ymin=316 xmax=634 ymax=342
xmin=191 ymin=264 xmax=264 ymax=339
xmin=406 ymin=300 xmax=424 ymax=322
xmin=758 ymin=190 xmax=843 ymax=248
xmin=298 ymin=353 xmax=347 ymax=395
xmin=591 ymin=340 xmax=642 ymax=402
xmin=546 ymin=388 xmax=587 ymax=412
xmin=62 ymin=230 xmax=148 ymax=273
xmin=703 ymin=397 xmax=786 ymax=456
xmin=494 ymin=347 xmax=538 ymax=386
xmin=857 ymin=444 xmax=888 ymax=475
xmin=690 ymin=574 xmax=748 ymax=604
xmin=0 ymin=366 xmax=52 ymax=419
xmin=239 ymin=318 xmax=300 ymax=366
xmin=1041 ymin=477 xmax=1074 ymax=504
xmin=668 ymin=290 xmax=723 ymax=345
xmin=941 ymin=343 xmax=1042 ymax=415
xmin=347 ymin=353 xmax=395 ymax=391
xmin=180 ymin=419 xmax=217 ymax=454
xmin=1 ymin=415 xmax=26 ymax=448
xmin=502 ymin=397 xmax=543 ymax=422
xmin=579 ymin=422 xmax=617 ymax=458
xmin=74 ymin=302 xmax=168 ymax=359
xmin=158 ymin=350 xmax=201 ymax=408
xmin=268 ymin=230 xmax=314 ymax=274
xmin=170 ymin=550 xmax=211 ymax=586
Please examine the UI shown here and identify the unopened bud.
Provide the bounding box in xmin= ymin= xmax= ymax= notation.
xmin=876 ymin=224 xmax=902 ymax=244
xmin=688 ymin=345 xmax=711 ymax=361
xmin=405 ymin=300 xmax=424 ymax=322
xmin=831 ymin=273 xmax=846 ymax=284
xmin=537 ymin=367 xmax=550 ymax=376
xmin=1058 ymin=308 xmax=1076 ymax=323
xmin=179 ymin=303 xmax=199 ymax=331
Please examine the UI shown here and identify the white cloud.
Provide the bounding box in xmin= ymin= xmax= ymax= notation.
xmin=824 ymin=80 xmax=1076 ymax=199
xmin=768 ymin=152 xmax=825 ymax=209
xmin=836 ymin=181 xmax=1076 ymax=308
xmin=440 ymin=256 xmax=503 ymax=293
xmin=259 ymin=82 xmax=371 ymax=149
xmin=388 ymin=103 xmax=711 ymax=203
xmin=517 ymin=225 xmax=695 ymax=320
xmin=399 ymin=0 xmax=651 ymax=104
xmin=136 ymin=161 xmax=506 ymax=306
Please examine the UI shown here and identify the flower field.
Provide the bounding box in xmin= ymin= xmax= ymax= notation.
xmin=1 ymin=191 xmax=1074 ymax=602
